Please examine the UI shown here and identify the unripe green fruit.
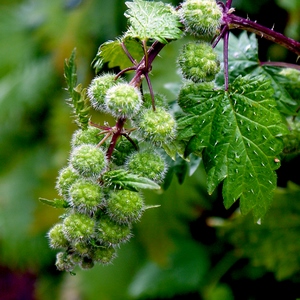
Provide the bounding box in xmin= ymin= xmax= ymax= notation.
xmin=48 ymin=223 xmax=69 ymax=249
xmin=90 ymin=246 xmax=117 ymax=264
xmin=79 ymin=257 xmax=95 ymax=270
xmin=69 ymin=178 xmax=104 ymax=214
xmin=106 ymin=190 xmax=144 ymax=224
xmin=96 ymin=215 xmax=132 ymax=246
xmin=179 ymin=0 xmax=222 ymax=37
xmin=138 ymin=107 xmax=176 ymax=143
xmin=70 ymin=144 xmax=107 ymax=178
xmin=178 ymin=42 xmax=220 ymax=82
xmin=126 ymin=150 xmax=166 ymax=182
xmin=71 ymin=126 xmax=103 ymax=147
xmin=143 ymin=92 xmax=168 ymax=109
xmin=111 ymin=137 xmax=138 ymax=166
xmin=72 ymin=240 xmax=90 ymax=256
xmin=105 ymin=83 xmax=142 ymax=118
xmin=55 ymin=252 xmax=75 ymax=272
xmin=56 ymin=166 xmax=80 ymax=199
xmin=87 ymin=74 xmax=119 ymax=110
xmin=63 ymin=212 xmax=96 ymax=242
xmin=69 ymin=253 xmax=82 ymax=265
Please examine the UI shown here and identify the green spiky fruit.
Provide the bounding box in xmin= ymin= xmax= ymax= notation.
xmin=55 ymin=252 xmax=75 ymax=272
xmin=71 ymin=126 xmax=103 ymax=147
xmin=105 ymin=83 xmax=142 ymax=118
xmin=48 ymin=223 xmax=70 ymax=249
xmin=96 ymin=215 xmax=132 ymax=246
xmin=56 ymin=166 xmax=80 ymax=199
xmin=70 ymin=144 xmax=107 ymax=178
xmin=69 ymin=178 xmax=104 ymax=214
xmin=178 ymin=42 xmax=220 ymax=82
xmin=106 ymin=189 xmax=144 ymax=224
xmin=63 ymin=212 xmax=96 ymax=242
xmin=126 ymin=150 xmax=166 ymax=182
xmin=111 ymin=136 xmax=138 ymax=166
xmin=79 ymin=257 xmax=95 ymax=270
xmin=90 ymin=246 xmax=117 ymax=264
xmin=87 ymin=74 xmax=118 ymax=110
xmin=179 ymin=0 xmax=222 ymax=37
xmin=138 ymin=107 xmax=176 ymax=143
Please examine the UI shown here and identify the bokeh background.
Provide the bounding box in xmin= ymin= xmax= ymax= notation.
xmin=0 ymin=0 xmax=300 ymax=299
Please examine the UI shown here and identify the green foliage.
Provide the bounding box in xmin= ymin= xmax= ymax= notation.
xmin=1 ymin=0 xmax=300 ymax=298
xmin=178 ymin=75 xmax=288 ymax=220
xmin=125 ymin=0 xmax=183 ymax=43
xmin=216 ymin=32 xmax=298 ymax=115
xmin=64 ymin=49 xmax=90 ymax=129
xmin=93 ymin=37 xmax=144 ymax=73
xmin=102 ymin=169 xmax=161 ymax=191
xmin=219 ymin=182 xmax=300 ymax=280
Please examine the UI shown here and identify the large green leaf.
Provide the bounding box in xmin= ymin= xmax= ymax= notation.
xmin=124 ymin=0 xmax=183 ymax=43
xmin=216 ymin=32 xmax=298 ymax=115
xmin=177 ymin=75 xmax=288 ymax=220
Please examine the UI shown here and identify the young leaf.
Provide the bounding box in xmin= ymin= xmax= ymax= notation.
xmin=92 ymin=37 xmax=144 ymax=73
xmin=102 ymin=169 xmax=160 ymax=191
xmin=64 ymin=49 xmax=90 ymax=129
xmin=177 ymin=75 xmax=288 ymax=220
xmin=124 ymin=0 xmax=183 ymax=43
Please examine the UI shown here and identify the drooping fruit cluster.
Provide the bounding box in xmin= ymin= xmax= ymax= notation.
xmin=48 ymin=72 xmax=176 ymax=272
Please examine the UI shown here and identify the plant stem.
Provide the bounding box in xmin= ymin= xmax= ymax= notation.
xmin=106 ymin=117 xmax=126 ymax=160
xmin=106 ymin=41 xmax=166 ymax=161
xmin=223 ymin=13 xmax=300 ymax=57
xmin=260 ymin=61 xmax=300 ymax=70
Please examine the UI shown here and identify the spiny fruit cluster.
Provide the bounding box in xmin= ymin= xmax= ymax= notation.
xmin=47 ymin=0 xmax=223 ymax=272
xmin=48 ymin=80 xmax=176 ymax=272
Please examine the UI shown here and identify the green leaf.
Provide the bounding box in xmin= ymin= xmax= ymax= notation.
xmin=39 ymin=198 xmax=70 ymax=209
xmin=177 ymin=75 xmax=288 ymax=220
xmin=216 ymin=32 xmax=298 ymax=115
xmin=102 ymin=169 xmax=160 ymax=191
xmin=124 ymin=0 xmax=183 ymax=43
xmin=220 ymin=182 xmax=300 ymax=280
xmin=64 ymin=49 xmax=90 ymax=129
xmin=92 ymin=37 xmax=144 ymax=73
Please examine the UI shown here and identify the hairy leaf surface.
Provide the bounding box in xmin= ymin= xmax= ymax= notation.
xmin=177 ymin=75 xmax=288 ymax=219
xmin=124 ymin=0 xmax=182 ymax=43
xmin=64 ymin=49 xmax=90 ymax=129
xmin=93 ymin=37 xmax=144 ymax=73
xmin=216 ymin=32 xmax=298 ymax=114
xmin=102 ymin=169 xmax=160 ymax=191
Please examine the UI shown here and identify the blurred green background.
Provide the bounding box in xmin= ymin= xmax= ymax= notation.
xmin=0 ymin=0 xmax=300 ymax=299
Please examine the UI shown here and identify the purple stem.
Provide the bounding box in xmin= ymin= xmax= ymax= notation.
xmin=223 ymin=28 xmax=230 ymax=91
xmin=121 ymin=41 xmax=137 ymax=65
xmin=260 ymin=61 xmax=300 ymax=70
xmin=223 ymin=13 xmax=300 ymax=57
xmin=106 ymin=41 xmax=166 ymax=161
xmin=106 ymin=117 xmax=126 ymax=160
